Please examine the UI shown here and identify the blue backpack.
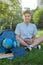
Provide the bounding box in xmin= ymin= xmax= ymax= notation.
xmin=0 ymin=29 xmax=26 ymax=58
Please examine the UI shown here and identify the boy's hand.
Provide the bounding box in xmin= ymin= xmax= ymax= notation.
xmin=24 ymin=39 xmax=30 ymax=43
xmin=28 ymin=39 xmax=33 ymax=44
xmin=24 ymin=39 xmax=33 ymax=44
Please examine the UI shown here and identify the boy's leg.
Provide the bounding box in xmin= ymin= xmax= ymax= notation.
xmin=31 ymin=36 xmax=43 ymax=47
xmin=27 ymin=36 xmax=43 ymax=51
xmin=24 ymin=36 xmax=43 ymax=51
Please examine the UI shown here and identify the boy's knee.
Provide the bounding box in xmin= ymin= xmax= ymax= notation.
xmin=41 ymin=36 xmax=43 ymax=41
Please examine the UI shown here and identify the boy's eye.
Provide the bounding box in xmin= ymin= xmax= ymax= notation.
xmin=25 ymin=16 xmax=30 ymax=17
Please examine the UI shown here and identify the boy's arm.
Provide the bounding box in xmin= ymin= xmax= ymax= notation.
xmin=16 ymin=34 xmax=28 ymax=46
xmin=15 ymin=24 xmax=28 ymax=46
xmin=32 ymin=35 xmax=36 ymax=41
xmin=27 ymin=35 xmax=36 ymax=44
xmin=30 ymin=24 xmax=37 ymax=43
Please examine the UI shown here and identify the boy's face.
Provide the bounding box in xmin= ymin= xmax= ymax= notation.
xmin=23 ymin=13 xmax=31 ymax=24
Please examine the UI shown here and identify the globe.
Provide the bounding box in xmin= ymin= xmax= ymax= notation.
xmin=2 ymin=38 xmax=13 ymax=49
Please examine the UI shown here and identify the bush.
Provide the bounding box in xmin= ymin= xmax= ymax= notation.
xmin=33 ymin=8 xmax=43 ymax=29
xmin=12 ymin=15 xmax=23 ymax=31
xmin=0 ymin=15 xmax=23 ymax=31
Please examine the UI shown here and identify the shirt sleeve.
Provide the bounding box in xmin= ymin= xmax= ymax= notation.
xmin=33 ymin=24 xmax=37 ymax=35
xmin=15 ymin=24 xmax=21 ymax=35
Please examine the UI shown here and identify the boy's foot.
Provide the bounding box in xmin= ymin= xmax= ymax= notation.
xmin=34 ymin=45 xmax=41 ymax=50
xmin=27 ymin=45 xmax=32 ymax=51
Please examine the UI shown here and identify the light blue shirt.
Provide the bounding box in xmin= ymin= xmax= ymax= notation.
xmin=15 ymin=22 xmax=37 ymax=40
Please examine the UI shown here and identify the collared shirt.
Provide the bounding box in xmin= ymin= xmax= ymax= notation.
xmin=15 ymin=22 xmax=37 ymax=40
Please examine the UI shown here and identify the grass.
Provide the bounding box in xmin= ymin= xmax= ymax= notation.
xmin=0 ymin=30 xmax=43 ymax=65
xmin=36 ymin=30 xmax=43 ymax=37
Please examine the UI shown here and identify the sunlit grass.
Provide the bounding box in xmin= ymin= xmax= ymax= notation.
xmin=36 ymin=30 xmax=43 ymax=37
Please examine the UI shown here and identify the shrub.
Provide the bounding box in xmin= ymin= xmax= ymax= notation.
xmin=33 ymin=8 xmax=43 ymax=29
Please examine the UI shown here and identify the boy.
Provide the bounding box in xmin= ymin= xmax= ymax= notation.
xmin=15 ymin=10 xmax=41 ymax=51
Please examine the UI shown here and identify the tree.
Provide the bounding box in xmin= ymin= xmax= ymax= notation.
xmin=0 ymin=0 xmax=22 ymax=30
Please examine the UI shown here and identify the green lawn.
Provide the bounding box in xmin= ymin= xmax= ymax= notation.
xmin=36 ymin=30 xmax=43 ymax=37
xmin=0 ymin=30 xmax=43 ymax=65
